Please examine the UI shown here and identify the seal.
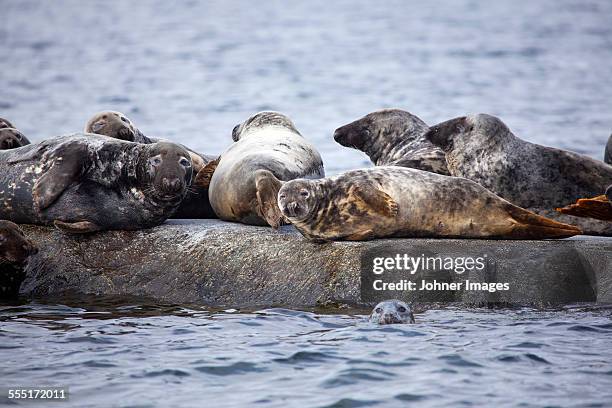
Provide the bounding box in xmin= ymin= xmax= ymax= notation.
xmin=369 ymin=300 xmax=415 ymax=324
xmin=0 ymin=134 xmax=193 ymax=233
xmin=425 ymin=114 xmax=612 ymax=236
xmin=0 ymin=128 xmax=31 ymax=150
xmin=557 ymin=185 xmax=612 ymax=221
xmin=199 ymin=111 xmax=324 ymax=228
xmin=0 ymin=220 xmax=37 ymax=298
xmin=333 ymin=109 xmax=449 ymax=175
xmin=0 ymin=117 xmax=15 ymax=130
xmin=84 ymin=111 xmax=216 ymax=218
xmin=605 ymin=133 xmax=612 ymax=165
xmin=277 ymin=166 xmax=581 ymax=242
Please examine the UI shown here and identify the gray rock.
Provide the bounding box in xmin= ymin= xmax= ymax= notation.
xmin=19 ymin=220 xmax=612 ymax=307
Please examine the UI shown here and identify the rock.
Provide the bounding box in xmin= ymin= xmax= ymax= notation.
xmin=19 ymin=220 xmax=612 ymax=307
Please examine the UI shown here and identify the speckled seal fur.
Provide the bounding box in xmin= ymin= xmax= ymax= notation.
xmin=209 ymin=111 xmax=324 ymax=227
xmin=85 ymin=111 xmax=217 ymax=218
xmin=0 ymin=134 xmax=193 ymax=232
xmin=369 ymin=300 xmax=415 ymax=324
xmin=278 ymin=166 xmax=581 ymax=242
xmin=0 ymin=220 xmax=37 ymax=298
xmin=425 ymin=114 xmax=612 ymax=236
xmin=333 ymin=109 xmax=449 ymax=175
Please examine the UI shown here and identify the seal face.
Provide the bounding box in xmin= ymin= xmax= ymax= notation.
xmin=278 ymin=166 xmax=581 ymax=242
xmin=425 ymin=114 xmax=612 ymax=236
xmin=84 ymin=111 xmax=217 ymax=218
xmin=605 ymin=134 xmax=612 ymax=165
xmin=0 ymin=220 xmax=37 ymax=298
xmin=369 ymin=300 xmax=415 ymax=324
xmin=0 ymin=134 xmax=192 ymax=232
xmin=0 ymin=128 xmax=31 ymax=149
xmin=206 ymin=111 xmax=324 ymax=228
xmin=333 ymin=109 xmax=449 ymax=175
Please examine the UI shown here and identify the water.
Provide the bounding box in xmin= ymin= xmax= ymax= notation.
xmin=2 ymin=1 xmax=612 ymax=406
xmin=1 ymin=301 xmax=611 ymax=407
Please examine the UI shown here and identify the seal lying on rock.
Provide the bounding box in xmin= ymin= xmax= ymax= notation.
xmin=557 ymin=185 xmax=612 ymax=221
xmin=0 ymin=134 xmax=192 ymax=233
xmin=0 ymin=220 xmax=37 ymax=298
xmin=369 ymin=300 xmax=415 ymax=324
xmin=199 ymin=111 xmax=324 ymax=228
xmin=84 ymin=111 xmax=216 ymax=218
xmin=333 ymin=109 xmax=449 ymax=175
xmin=277 ymin=166 xmax=581 ymax=242
xmin=0 ymin=128 xmax=30 ymax=150
xmin=425 ymin=114 xmax=612 ymax=236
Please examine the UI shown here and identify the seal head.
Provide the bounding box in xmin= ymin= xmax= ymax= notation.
xmin=278 ymin=179 xmax=318 ymax=221
xmin=141 ymin=142 xmax=193 ymax=201
xmin=0 ymin=220 xmax=37 ymax=265
xmin=232 ymin=111 xmax=301 ymax=142
xmin=85 ymin=111 xmax=146 ymax=142
xmin=0 ymin=128 xmax=30 ymax=149
xmin=369 ymin=300 xmax=415 ymax=324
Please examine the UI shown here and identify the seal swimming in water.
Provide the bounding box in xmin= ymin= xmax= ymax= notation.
xmin=199 ymin=111 xmax=324 ymax=228
xmin=84 ymin=111 xmax=216 ymax=218
xmin=277 ymin=166 xmax=581 ymax=242
xmin=0 ymin=128 xmax=30 ymax=150
xmin=425 ymin=114 xmax=612 ymax=236
xmin=605 ymin=134 xmax=612 ymax=165
xmin=0 ymin=134 xmax=193 ymax=233
xmin=0 ymin=220 xmax=37 ymax=298
xmin=369 ymin=300 xmax=415 ymax=324
xmin=333 ymin=109 xmax=449 ymax=175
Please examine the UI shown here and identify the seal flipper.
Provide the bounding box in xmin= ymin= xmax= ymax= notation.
xmin=32 ymin=142 xmax=88 ymax=210
xmin=349 ymin=185 xmax=399 ymax=218
xmin=254 ymin=169 xmax=285 ymax=229
xmin=555 ymin=195 xmax=612 ymax=221
xmin=54 ymin=220 xmax=102 ymax=234
xmin=193 ymin=158 xmax=220 ymax=188
xmin=505 ymin=204 xmax=582 ymax=239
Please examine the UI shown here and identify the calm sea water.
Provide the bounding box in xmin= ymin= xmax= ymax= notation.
xmin=1 ymin=0 xmax=612 ymax=406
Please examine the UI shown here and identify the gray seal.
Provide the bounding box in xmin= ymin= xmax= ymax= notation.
xmin=0 ymin=128 xmax=31 ymax=150
xmin=277 ymin=166 xmax=581 ymax=242
xmin=84 ymin=111 xmax=216 ymax=218
xmin=369 ymin=300 xmax=415 ymax=324
xmin=0 ymin=220 xmax=37 ymax=298
xmin=202 ymin=111 xmax=324 ymax=228
xmin=0 ymin=134 xmax=193 ymax=233
xmin=333 ymin=109 xmax=449 ymax=175
xmin=425 ymin=114 xmax=612 ymax=236
xmin=605 ymin=134 xmax=611 ymax=165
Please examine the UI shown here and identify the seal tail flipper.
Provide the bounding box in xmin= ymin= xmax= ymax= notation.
xmin=555 ymin=195 xmax=612 ymax=221
xmin=254 ymin=169 xmax=285 ymax=229
xmin=193 ymin=158 xmax=220 ymax=188
xmin=505 ymin=204 xmax=582 ymax=239
xmin=54 ymin=220 xmax=102 ymax=234
xmin=349 ymin=184 xmax=399 ymax=218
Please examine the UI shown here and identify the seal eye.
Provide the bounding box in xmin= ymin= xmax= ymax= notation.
xmin=300 ymin=190 xmax=309 ymax=198
xmin=121 ymin=117 xmax=130 ymax=124
xmin=15 ymin=133 xmax=21 ymax=140
xmin=279 ymin=193 xmax=286 ymax=199
xmin=179 ymin=158 xmax=191 ymax=167
xmin=398 ymin=306 xmax=406 ymax=313
xmin=375 ymin=307 xmax=382 ymax=314
xmin=149 ymin=156 xmax=162 ymax=166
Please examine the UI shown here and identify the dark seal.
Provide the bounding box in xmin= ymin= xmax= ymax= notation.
xmin=605 ymin=134 xmax=612 ymax=165
xmin=0 ymin=134 xmax=193 ymax=233
xmin=369 ymin=300 xmax=415 ymax=324
xmin=0 ymin=128 xmax=31 ymax=150
xmin=278 ymin=166 xmax=581 ymax=242
xmin=0 ymin=220 xmax=37 ymax=298
xmin=425 ymin=114 xmax=612 ymax=236
xmin=84 ymin=111 xmax=216 ymax=218
xmin=333 ymin=109 xmax=449 ymax=175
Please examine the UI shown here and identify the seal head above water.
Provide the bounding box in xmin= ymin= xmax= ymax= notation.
xmin=369 ymin=300 xmax=415 ymax=324
xmin=333 ymin=109 xmax=449 ymax=175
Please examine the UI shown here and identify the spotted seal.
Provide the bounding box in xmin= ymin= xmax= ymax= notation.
xmin=425 ymin=114 xmax=612 ymax=236
xmin=0 ymin=220 xmax=37 ymax=298
xmin=0 ymin=134 xmax=192 ymax=233
xmin=0 ymin=128 xmax=31 ymax=150
xmin=84 ymin=111 xmax=216 ymax=218
xmin=200 ymin=111 xmax=324 ymax=228
xmin=333 ymin=109 xmax=449 ymax=175
xmin=277 ymin=166 xmax=581 ymax=242
xmin=369 ymin=300 xmax=415 ymax=324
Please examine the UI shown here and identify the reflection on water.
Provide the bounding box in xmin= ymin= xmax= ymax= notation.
xmin=1 ymin=301 xmax=611 ymax=407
